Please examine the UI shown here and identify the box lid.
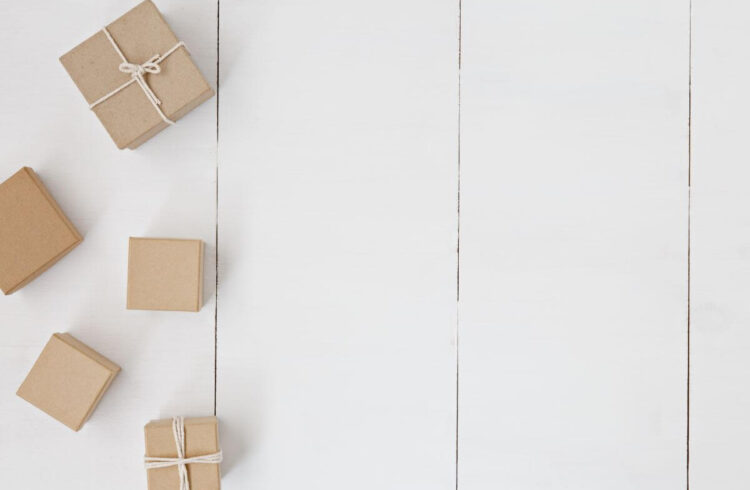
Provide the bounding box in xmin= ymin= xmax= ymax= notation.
xmin=59 ymin=0 xmax=213 ymax=149
xmin=145 ymin=417 xmax=221 ymax=490
xmin=16 ymin=333 xmax=119 ymax=431
xmin=0 ymin=167 xmax=82 ymax=294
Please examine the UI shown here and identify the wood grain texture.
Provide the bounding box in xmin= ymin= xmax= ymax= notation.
xmin=458 ymin=1 xmax=689 ymax=488
xmin=216 ymin=1 xmax=458 ymax=488
xmin=690 ymin=2 xmax=750 ymax=488
xmin=0 ymin=0 xmax=217 ymax=488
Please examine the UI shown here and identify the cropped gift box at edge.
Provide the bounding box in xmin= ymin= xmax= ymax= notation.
xmin=2 ymin=1 xmax=223 ymax=489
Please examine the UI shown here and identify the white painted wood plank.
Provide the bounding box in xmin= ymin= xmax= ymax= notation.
xmin=458 ymin=2 xmax=689 ymax=489
xmin=0 ymin=1 xmax=217 ymax=488
xmin=216 ymin=1 xmax=458 ymax=488
xmin=690 ymin=2 xmax=750 ymax=488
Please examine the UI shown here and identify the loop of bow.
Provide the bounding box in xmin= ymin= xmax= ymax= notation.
xmin=119 ymin=54 xmax=162 ymax=76
xmin=89 ymin=27 xmax=187 ymax=125
xmin=144 ymin=416 xmax=223 ymax=490
xmin=117 ymin=53 xmax=163 ymax=107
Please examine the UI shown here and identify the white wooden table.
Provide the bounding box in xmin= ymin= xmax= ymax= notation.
xmin=0 ymin=1 xmax=745 ymax=488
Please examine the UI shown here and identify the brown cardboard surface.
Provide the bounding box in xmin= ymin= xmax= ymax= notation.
xmin=127 ymin=84 xmax=214 ymax=149
xmin=0 ymin=167 xmax=82 ymax=295
xmin=16 ymin=333 xmax=120 ymax=431
xmin=127 ymin=237 xmax=204 ymax=312
xmin=60 ymin=0 xmax=214 ymax=149
xmin=145 ymin=417 xmax=221 ymax=490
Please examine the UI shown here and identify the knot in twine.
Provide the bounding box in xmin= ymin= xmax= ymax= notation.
xmin=144 ymin=416 xmax=223 ymax=490
xmin=119 ymin=55 xmax=162 ymax=76
xmin=89 ymin=27 xmax=187 ymax=125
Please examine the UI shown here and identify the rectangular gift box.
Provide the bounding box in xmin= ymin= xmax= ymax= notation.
xmin=127 ymin=237 xmax=204 ymax=312
xmin=145 ymin=417 xmax=221 ymax=490
xmin=60 ymin=0 xmax=214 ymax=149
xmin=0 ymin=167 xmax=82 ymax=295
xmin=17 ymin=333 xmax=120 ymax=431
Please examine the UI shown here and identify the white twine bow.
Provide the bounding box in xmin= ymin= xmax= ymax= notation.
xmin=89 ymin=27 xmax=187 ymax=125
xmin=144 ymin=416 xmax=223 ymax=490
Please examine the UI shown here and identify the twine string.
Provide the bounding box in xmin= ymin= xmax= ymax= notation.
xmin=144 ymin=416 xmax=222 ymax=490
xmin=89 ymin=27 xmax=187 ymax=125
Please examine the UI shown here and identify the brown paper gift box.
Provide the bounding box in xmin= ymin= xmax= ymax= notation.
xmin=127 ymin=237 xmax=204 ymax=312
xmin=0 ymin=167 xmax=82 ymax=295
xmin=145 ymin=417 xmax=221 ymax=490
xmin=17 ymin=333 xmax=120 ymax=431
xmin=60 ymin=0 xmax=214 ymax=149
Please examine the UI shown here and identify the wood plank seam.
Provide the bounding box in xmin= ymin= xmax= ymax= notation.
xmin=685 ymin=0 xmax=693 ymax=490
xmin=214 ymin=0 xmax=221 ymax=418
xmin=455 ymin=1 xmax=462 ymax=489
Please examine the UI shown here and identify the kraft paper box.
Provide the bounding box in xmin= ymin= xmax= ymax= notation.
xmin=0 ymin=167 xmax=82 ymax=295
xmin=60 ymin=0 xmax=214 ymax=149
xmin=145 ymin=417 xmax=221 ymax=490
xmin=127 ymin=237 xmax=204 ymax=312
xmin=17 ymin=333 xmax=120 ymax=431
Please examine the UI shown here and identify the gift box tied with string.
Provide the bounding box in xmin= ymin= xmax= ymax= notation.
xmin=145 ymin=416 xmax=222 ymax=490
xmin=60 ymin=0 xmax=214 ymax=149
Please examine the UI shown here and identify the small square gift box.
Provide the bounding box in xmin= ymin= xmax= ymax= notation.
xmin=0 ymin=167 xmax=82 ymax=295
xmin=127 ymin=237 xmax=204 ymax=312
xmin=16 ymin=333 xmax=120 ymax=431
xmin=60 ymin=0 xmax=214 ymax=149
xmin=144 ymin=416 xmax=222 ymax=490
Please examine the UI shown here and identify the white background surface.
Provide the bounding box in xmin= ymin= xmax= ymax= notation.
xmin=0 ymin=0 xmax=741 ymax=489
